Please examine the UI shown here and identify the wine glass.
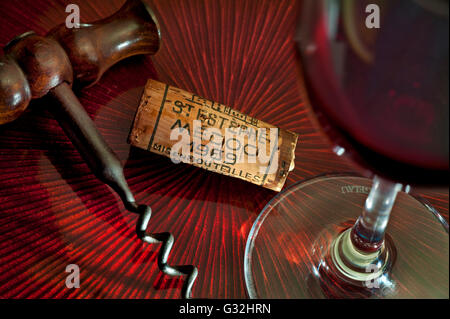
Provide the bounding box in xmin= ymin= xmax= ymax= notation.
xmin=244 ymin=0 xmax=449 ymax=298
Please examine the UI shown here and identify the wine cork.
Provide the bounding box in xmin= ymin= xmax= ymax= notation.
xmin=128 ymin=79 xmax=298 ymax=191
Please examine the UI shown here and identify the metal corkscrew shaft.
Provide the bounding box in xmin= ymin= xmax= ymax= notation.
xmin=49 ymin=83 xmax=137 ymax=208
xmin=0 ymin=0 xmax=198 ymax=298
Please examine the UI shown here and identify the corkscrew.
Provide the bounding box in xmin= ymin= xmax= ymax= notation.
xmin=0 ymin=0 xmax=198 ymax=298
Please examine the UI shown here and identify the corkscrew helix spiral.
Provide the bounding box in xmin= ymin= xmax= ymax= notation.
xmin=127 ymin=201 xmax=199 ymax=299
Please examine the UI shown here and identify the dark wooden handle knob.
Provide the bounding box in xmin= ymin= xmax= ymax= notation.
xmin=49 ymin=0 xmax=160 ymax=87
xmin=0 ymin=32 xmax=73 ymax=124
xmin=0 ymin=55 xmax=31 ymax=124
xmin=4 ymin=32 xmax=73 ymax=98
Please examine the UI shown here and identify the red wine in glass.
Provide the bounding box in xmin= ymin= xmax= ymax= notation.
xmin=244 ymin=0 xmax=448 ymax=299
xmin=297 ymin=0 xmax=449 ymax=186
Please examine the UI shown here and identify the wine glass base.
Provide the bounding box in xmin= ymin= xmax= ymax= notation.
xmin=244 ymin=174 xmax=449 ymax=298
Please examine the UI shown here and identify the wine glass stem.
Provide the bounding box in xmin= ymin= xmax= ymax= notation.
xmin=351 ymin=176 xmax=402 ymax=252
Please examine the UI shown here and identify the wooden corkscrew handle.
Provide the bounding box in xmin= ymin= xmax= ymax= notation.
xmin=0 ymin=0 xmax=160 ymax=124
xmin=49 ymin=0 xmax=160 ymax=87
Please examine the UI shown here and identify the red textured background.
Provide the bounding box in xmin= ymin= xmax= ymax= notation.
xmin=0 ymin=0 xmax=448 ymax=298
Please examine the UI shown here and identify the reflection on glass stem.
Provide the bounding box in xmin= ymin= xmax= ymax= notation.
xmin=352 ymin=176 xmax=402 ymax=251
